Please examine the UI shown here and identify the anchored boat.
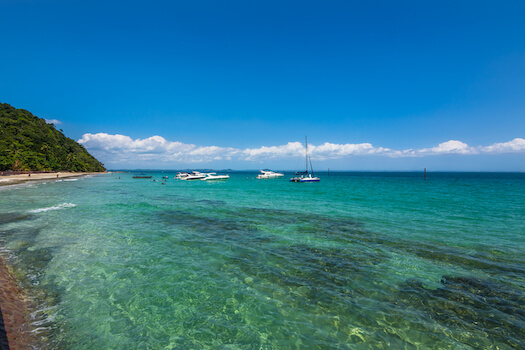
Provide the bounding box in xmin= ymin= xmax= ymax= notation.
xmin=181 ymin=171 xmax=207 ymax=180
xmin=257 ymin=170 xmax=284 ymax=179
xmin=290 ymin=137 xmax=320 ymax=183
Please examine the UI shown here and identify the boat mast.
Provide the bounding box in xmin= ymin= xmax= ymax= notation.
xmin=305 ymin=136 xmax=315 ymax=176
xmin=305 ymin=136 xmax=309 ymax=174
xmin=309 ymin=151 xmax=315 ymax=176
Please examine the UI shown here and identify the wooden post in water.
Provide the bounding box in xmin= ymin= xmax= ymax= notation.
xmin=328 ymin=168 xmax=330 ymax=177
xmin=424 ymin=168 xmax=427 ymax=180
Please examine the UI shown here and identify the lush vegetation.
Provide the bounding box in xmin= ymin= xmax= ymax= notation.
xmin=0 ymin=103 xmax=106 ymax=172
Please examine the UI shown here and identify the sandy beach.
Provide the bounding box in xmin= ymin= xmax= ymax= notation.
xmin=0 ymin=172 xmax=105 ymax=187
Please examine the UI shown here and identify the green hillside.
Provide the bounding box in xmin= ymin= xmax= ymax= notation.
xmin=0 ymin=103 xmax=106 ymax=172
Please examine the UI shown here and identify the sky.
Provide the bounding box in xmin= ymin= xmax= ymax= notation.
xmin=1 ymin=0 xmax=524 ymax=171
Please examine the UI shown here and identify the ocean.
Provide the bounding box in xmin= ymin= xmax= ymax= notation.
xmin=0 ymin=171 xmax=523 ymax=349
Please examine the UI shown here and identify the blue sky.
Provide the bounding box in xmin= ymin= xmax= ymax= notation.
xmin=1 ymin=0 xmax=524 ymax=170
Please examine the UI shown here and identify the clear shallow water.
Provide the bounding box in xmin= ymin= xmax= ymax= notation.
xmin=0 ymin=172 xmax=524 ymax=349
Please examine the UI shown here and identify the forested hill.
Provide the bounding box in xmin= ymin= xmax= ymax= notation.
xmin=0 ymin=103 xmax=106 ymax=172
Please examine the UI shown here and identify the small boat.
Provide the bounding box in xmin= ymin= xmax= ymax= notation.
xmin=290 ymin=173 xmax=320 ymax=182
xmin=290 ymin=137 xmax=320 ymax=182
xmin=202 ymin=173 xmax=230 ymax=181
xmin=256 ymin=170 xmax=284 ymax=179
xmin=175 ymin=172 xmax=189 ymax=179
xmin=181 ymin=171 xmax=206 ymax=180
xmin=133 ymin=173 xmax=152 ymax=179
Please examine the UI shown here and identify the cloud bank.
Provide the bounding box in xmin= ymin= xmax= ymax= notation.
xmin=78 ymin=133 xmax=525 ymax=166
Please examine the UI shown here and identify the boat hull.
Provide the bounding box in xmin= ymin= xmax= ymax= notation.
xmin=257 ymin=170 xmax=284 ymax=179
xmin=202 ymin=175 xmax=230 ymax=181
xmin=257 ymin=175 xmax=284 ymax=179
xmin=299 ymin=178 xmax=320 ymax=182
xmin=290 ymin=175 xmax=320 ymax=182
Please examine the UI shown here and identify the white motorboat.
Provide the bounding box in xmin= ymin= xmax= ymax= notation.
xmin=256 ymin=170 xmax=284 ymax=179
xmin=290 ymin=137 xmax=320 ymax=183
xmin=181 ymin=171 xmax=206 ymax=180
xmin=175 ymin=172 xmax=189 ymax=179
xmin=202 ymin=173 xmax=230 ymax=181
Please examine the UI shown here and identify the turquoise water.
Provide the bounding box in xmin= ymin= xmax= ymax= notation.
xmin=0 ymin=172 xmax=524 ymax=349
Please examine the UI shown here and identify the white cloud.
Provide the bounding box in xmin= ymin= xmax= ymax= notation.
xmin=415 ymin=140 xmax=478 ymax=156
xmin=310 ymin=142 xmax=392 ymax=159
xmin=480 ymin=138 xmax=525 ymax=153
xmin=45 ymin=118 xmax=62 ymax=125
xmin=242 ymin=142 xmax=304 ymax=160
xmin=78 ymin=133 xmax=525 ymax=167
xmin=78 ymin=133 xmax=238 ymax=163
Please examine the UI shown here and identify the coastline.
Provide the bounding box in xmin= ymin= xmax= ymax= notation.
xmin=0 ymin=253 xmax=38 ymax=349
xmin=0 ymin=172 xmax=107 ymax=349
xmin=0 ymin=172 xmax=106 ymax=187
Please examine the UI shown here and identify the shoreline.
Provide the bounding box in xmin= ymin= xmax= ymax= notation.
xmin=0 ymin=171 xmax=107 ymax=187
xmin=0 ymin=172 xmax=107 ymax=349
xmin=0 ymin=253 xmax=39 ymax=349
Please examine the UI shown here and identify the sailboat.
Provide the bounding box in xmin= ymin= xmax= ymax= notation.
xmin=290 ymin=137 xmax=320 ymax=182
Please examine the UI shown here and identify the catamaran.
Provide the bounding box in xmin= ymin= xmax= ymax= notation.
xmin=290 ymin=137 xmax=320 ymax=182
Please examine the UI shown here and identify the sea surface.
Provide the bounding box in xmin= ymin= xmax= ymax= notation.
xmin=0 ymin=171 xmax=524 ymax=349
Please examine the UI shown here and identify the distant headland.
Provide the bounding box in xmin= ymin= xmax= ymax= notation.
xmin=0 ymin=102 xmax=105 ymax=172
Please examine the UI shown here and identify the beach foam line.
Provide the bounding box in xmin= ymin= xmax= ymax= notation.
xmin=28 ymin=203 xmax=76 ymax=213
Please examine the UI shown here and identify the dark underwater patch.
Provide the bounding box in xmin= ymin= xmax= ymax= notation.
xmin=158 ymin=210 xmax=255 ymax=233
xmin=227 ymin=243 xmax=385 ymax=309
xmin=389 ymin=240 xmax=525 ymax=275
xmin=0 ymin=212 xmax=32 ymax=225
xmin=237 ymin=207 xmax=364 ymax=232
xmin=12 ymin=246 xmax=55 ymax=286
xmin=0 ymin=225 xmax=42 ymax=245
xmin=195 ymin=199 xmax=227 ymax=206
xmin=394 ymin=275 xmax=525 ymax=349
xmin=157 ymin=209 xmax=263 ymax=250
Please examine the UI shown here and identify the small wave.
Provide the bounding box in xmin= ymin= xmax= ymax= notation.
xmin=64 ymin=178 xmax=79 ymax=182
xmin=28 ymin=203 xmax=76 ymax=213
